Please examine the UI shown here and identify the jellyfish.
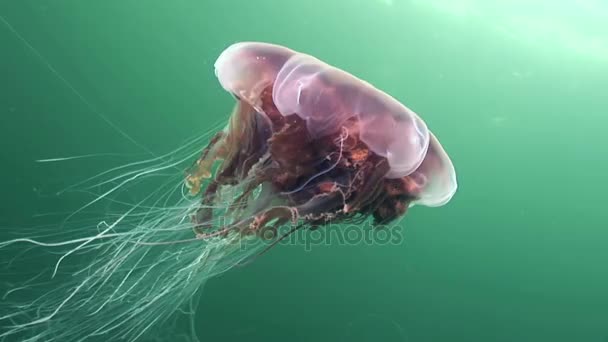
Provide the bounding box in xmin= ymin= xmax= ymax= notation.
xmin=0 ymin=42 xmax=457 ymax=342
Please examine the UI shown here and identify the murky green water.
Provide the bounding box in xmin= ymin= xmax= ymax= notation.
xmin=1 ymin=1 xmax=607 ymax=341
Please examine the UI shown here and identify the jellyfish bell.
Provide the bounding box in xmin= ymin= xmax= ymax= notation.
xmin=405 ymin=132 xmax=458 ymax=207
xmin=213 ymin=42 xmax=432 ymax=179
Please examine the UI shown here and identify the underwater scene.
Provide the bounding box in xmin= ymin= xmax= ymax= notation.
xmin=1 ymin=0 xmax=607 ymax=341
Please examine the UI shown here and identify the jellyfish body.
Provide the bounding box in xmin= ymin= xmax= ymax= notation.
xmin=0 ymin=42 xmax=457 ymax=342
xmin=187 ymin=42 xmax=457 ymax=235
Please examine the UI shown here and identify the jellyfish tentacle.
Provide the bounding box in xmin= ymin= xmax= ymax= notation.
xmin=185 ymin=100 xmax=258 ymax=195
xmin=192 ymin=227 xmax=230 ymax=239
xmin=191 ymin=180 xmax=219 ymax=234
xmin=248 ymin=206 xmax=299 ymax=236
xmin=294 ymin=190 xmax=347 ymax=224
xmin=192 ymin=155 xmax=275 ymax=236
xmin=185 ymin=132 xmax=225 ymax=195
xmin=280 ymin=127 xmax=348 ymax=196
xmin=194 ymin=205 xmax=298 ymax=242
xmin=343 ymin=158 xmax=391 ymax=214
xmin=236 ymin=223 xmax=306 ymax=267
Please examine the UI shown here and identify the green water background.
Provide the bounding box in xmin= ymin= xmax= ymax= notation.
xmin=1 ymin=0 xmax=608 ymax=341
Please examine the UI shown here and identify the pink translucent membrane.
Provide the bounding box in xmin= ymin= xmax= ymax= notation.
xmin=407 ymin=133 xmax=457 ymax=207
xmin=214 ymin=42 xmax=295 ymax=110
xmin=214 ymin=42 xmax=457 ymax=206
